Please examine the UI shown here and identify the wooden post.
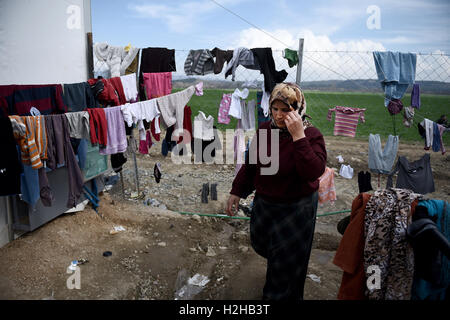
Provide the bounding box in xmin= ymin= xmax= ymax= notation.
xmin=86 ymin=32 xmax=94 ymax=79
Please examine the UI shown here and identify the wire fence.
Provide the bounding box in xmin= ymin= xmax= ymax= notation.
xmin=94 ymin=46 xmax=450 ymax=137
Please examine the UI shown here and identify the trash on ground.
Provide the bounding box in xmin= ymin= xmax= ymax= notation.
xmin=110 ymin=225 xmax=126 ymax=235
xmin=103 ymin=251 xmax=112 ymax=257
xmin=188 ymin=274 xmax=210 ymax=287
xmin=336 ymin=155 xmax=344 ymax=163
xmin=206 ymin=246 xmax=216 ymax=257
xmin=307 ymin=274 xmax=321 ymax=283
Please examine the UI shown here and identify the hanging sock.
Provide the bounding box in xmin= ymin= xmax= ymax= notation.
xmin=153 ymin=162 xmax=162 ymax=183
xmin=201 ymin=183 xmax=209 ymax=203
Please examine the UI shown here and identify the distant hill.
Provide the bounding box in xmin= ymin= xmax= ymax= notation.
xmin=172 ymin=78 xmax=450 ymax=95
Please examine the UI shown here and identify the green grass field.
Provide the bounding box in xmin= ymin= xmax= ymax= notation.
xmin=176 ymin=88 xmax=450 ymax=144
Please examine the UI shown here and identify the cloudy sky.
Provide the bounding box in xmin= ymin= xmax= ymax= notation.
xmin=91 ymin=0 xmax=450 ymax=52
xmin=91 ymin=0 xmax=450 ymax=82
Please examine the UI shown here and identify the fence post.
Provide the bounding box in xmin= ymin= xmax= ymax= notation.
xmin=296 ymin=38 xmax=304 ymax=86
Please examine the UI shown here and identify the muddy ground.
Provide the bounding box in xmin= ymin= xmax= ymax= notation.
xmin=0 ymin=133 xmax=448 ymax=300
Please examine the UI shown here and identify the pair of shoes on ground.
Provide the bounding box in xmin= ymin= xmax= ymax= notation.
xmin=201 ymin=183 xmax=217 ymax=203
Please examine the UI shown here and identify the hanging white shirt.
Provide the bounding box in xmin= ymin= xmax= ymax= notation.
xmin=193 ymin=111 xmax=215 ymax=141
xmin=121 ymin=100 xmax=160 ymax=140
xmin=120 ymin=73 xmax=138 ymax=102
xmin=229 ymin=88 xmax=249 ymax=119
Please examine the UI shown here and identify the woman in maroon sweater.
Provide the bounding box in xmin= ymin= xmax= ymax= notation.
xmin=227 ymin=82 xmax=327 ymax=300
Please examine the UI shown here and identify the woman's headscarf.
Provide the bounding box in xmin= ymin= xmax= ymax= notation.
xmin=268 ymin=82 xmax=312 ymax=131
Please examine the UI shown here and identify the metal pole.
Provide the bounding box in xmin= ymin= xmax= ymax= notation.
xmin=296 ymin=38 xmax=304 ymax=86
xmin=129 ymin=135 xmax=140 ymax=194
xmin=120 ymin=171 xmax=125 ymax=199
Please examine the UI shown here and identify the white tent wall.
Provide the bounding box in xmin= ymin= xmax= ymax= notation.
xmin=0 ymin=0 xmax=92 ymax=85
xmin=0 ymin=0 xmax=93 ymax=248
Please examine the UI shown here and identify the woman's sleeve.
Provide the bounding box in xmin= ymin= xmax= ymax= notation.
xmin=292 ymin=127 xmax=327 ymax=181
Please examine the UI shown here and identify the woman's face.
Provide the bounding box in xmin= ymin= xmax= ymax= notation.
xmin=271 ymin=100 xmax=292 ymax=128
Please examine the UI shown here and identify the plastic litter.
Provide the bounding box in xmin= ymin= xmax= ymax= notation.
xmin=339 ymin=164 xmax=354 ymax=179
xmin=110 ymin=226 xmax=126 ymax=235
xmin=307 ymin=274 xmax=321 ymax=283
xmin=336 ymin=155 xmax=344 ymax=163
xmin=174 ymin=270 xmax=210 ymax=300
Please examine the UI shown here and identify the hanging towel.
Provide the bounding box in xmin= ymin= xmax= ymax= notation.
xmin=65 ymin=111 xmax=90 ymax=140
xmin=87 ymin=108 xmax=108 ymax=148
xmin=218 ymin=93 xmax=232 ymax=124
xmin=143 ymin=72 xmax=172 ymax=99
xmin=368 ymin=134 xmax=399 ymax=174
xmin=373 ymin=51 xmax=417 ymax=106
xmin=229 ymin=88 xmax=249 ymax=119
xmin=156 ymin=86 xmax=195 ymax=137
xmin=318 ymin=167 xmax=337 ymax=204
xmin=63 ymin=82 xmax=99 ymax=112
xmin=386 ymin=154 xmax=435 ymax=195
xmin=327 ymin=106 xmax=366 ymax=138
xmin=99 ymin=106 xmax=128 ymax=155
xmin=120 ymin=73 xmax=139 ymax=102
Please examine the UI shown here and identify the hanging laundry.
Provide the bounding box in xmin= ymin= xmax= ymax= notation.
xmin=318 ymin=167 xmax=337 ymax=204
xmin=65 ymin=111 xmax=90 ymax=140
xmin=229 ymin=88 xmax=249 ymax=119
xmin=83 ymin=140 xmax=108 ymax=181
xmin=240 ymin=100 xmax=256 ymax=131
xmin=139 ymin=131 xmax=153 ymax=155
xmin=94 ymin=42 xmax=139 ymax=77
xmin=63 ymin=82 xmax=99 ymax=112
xmin=184 ymin=49 xmax=215 ymax=76
xmin=177 ymin=105 xmax=193 ymax=145
xmin=87 ymin=78 xmax=120 ymax=106
xmin=333 ymin=193 xmax=372 ymax=300
xmin=387 ymin=154 xmax=435 ymax=195
xmin=121 ymin=100 xmax=161 ymax=142
xmin=43 ymin=114 xmax=85 ymax=208
xmin=327 ymin=106 xmax=366 ymax=138
xmin=9 ymin=115 xmax=47 ymax=169
xmin=373 ymin=51 xmax=417 ymax=106
xmin=403 ymin=106 xmax=415 ymax=128
xmin=87 ymin=108 xmax=108 ymax=148
xmin=110 ymin=77 xmax=127 ymax=105
xmin=119 ymin=73 xmax=139 ymax=103
xmin=195 ymin=82 xmax=203 ymax=96
xmin=256 ymin=91 xmax=270 ymax=127
xmin=409 ymin=200 xmax=450 ymax=300
xmin=139 ymin=47 xmax=176 ymax=100
xmin=0 ymin=117 xmax=22 ymax=196
xmin=192 ymin=126 xmax=221 ymax=163
xmin=364 ymin=188 xmax=422 ymax=300
xmin=411 ymin=83 xmax=420 ymax=109
xmin=99 ymin=106 xmax=127 ymax=155
xmin=420 ymin=118 xmax=435 ymax=151
xmin=0 ymin=84 xmax=67 ymax=116
xmin=357 ymin=171 xmax=373 ymax=193
xmin=143 ymin=72 xmax=172 ymax=99
xmin=210 ymin=47 xmax=234 ymax=74
xmin=368 ymin=134 xmax=399 ymax=174
xmin=283 ymin=48 xmax=299 ymax=68
xmin=251 ymin=47 xmax=288 ymax=93
xmin=193 ymin=111 xmax=215 ymax=141
xmin=224 ymin=47 xmax=260 ymax=81
xmin=218 ymin=93 xmax=232 ymax=124
xmin=387 ymin=98 xmax=403 ymax=115
xmin=156 ymin=85 xmax=196 ymax=137
xmin=111 ymin=153 xmax=127 ymax=173
xmin=430 ymin=122 xmax=446 ymax=154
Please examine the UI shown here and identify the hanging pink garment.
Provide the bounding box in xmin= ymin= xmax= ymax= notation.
xmin=218 ymin=93 xmax=232 ymax=124
xmin=143 ymin=72 xmax=172 ymax=99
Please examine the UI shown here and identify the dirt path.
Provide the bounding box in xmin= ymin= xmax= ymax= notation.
xmin=0 ymin=133 xmax=447 ymax=300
